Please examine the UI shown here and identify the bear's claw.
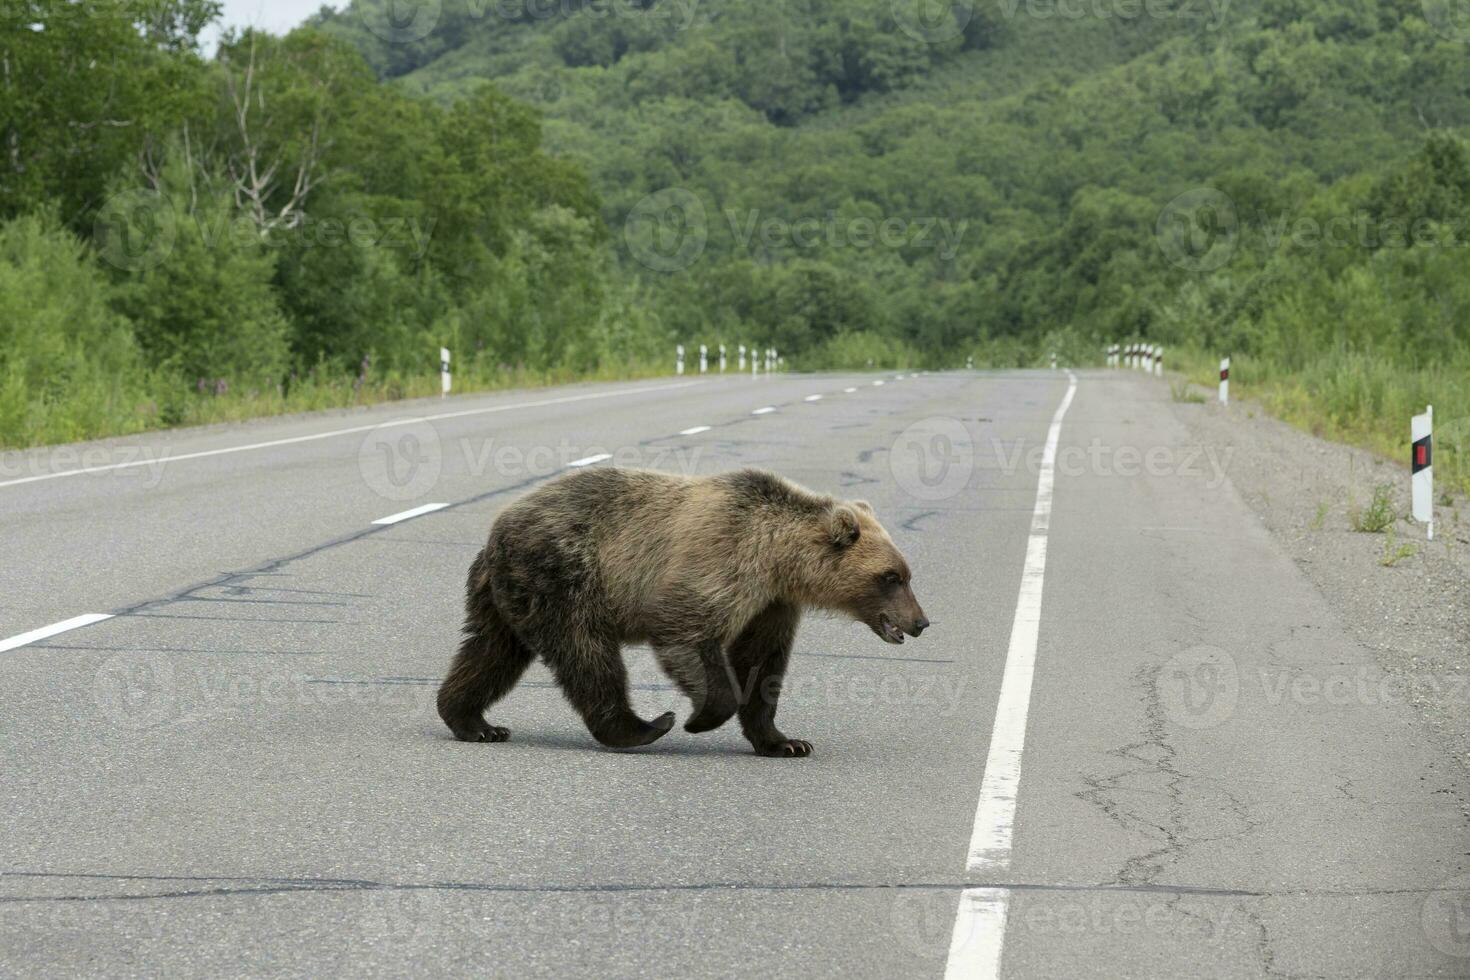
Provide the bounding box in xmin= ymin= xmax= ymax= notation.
xmin=450 ymin=719 xmax=510 ymax=743
xmin=756 ymin=738 xmax=813 ymax=758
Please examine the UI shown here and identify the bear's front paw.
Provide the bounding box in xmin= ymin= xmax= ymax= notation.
xmin=449 ymin=719 xmax=510 ymax=743
xmin=755 ymin=738 xmax=813 ymax=758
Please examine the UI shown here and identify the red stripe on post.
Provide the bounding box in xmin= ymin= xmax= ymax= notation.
xmin=1417 ymin=445 xmax=1428 ymax=467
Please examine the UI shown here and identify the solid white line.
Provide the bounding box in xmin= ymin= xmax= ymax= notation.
xmin=944 ymin=370 xmax=1078 ymax=980
xmin=567 ymin=453 xmax=612 ymax=467
xmin=804 ymin=395 xmax=822 ymax=402
xmin=0 ymin=380 xmax=703 ymax=490
xmin=371 ymin=502 xmax=449 ymax=525
xmin=679 ymin=425 xmax=711 ymax=435
xmin=751 ymin=407 xmax=776 ymax=415
xmin=0 ymin=613 xmax=115 ymax=654
xmin=843 ymin=387 xmax=858 ymax=393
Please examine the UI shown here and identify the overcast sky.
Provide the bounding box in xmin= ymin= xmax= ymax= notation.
xmin=200 ymin=0 xmax=344 ymax=52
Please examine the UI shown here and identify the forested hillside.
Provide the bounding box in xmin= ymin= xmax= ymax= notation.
xmin=5 ymin=0 xmax=1469 ymax=483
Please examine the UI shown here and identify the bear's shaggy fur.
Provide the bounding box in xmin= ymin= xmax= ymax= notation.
xmin=436 ymin=467 xmax=928 ymax=756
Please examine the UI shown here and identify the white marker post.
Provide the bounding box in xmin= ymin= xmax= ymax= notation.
xmin=1219 ymin=356 xmax=1230 ymax=404
xmin=699 ymin=344 xmax=708 ymax=374
xmin=719 ymin=344 xmax=726 ymax=372
xmin=1413 ymin=405 xmax=1434 ymax=541
xmin=1050 ymin=351 xmax=1058 ymax=371
xmin=440 ymin=347 xmax=451 ymax=397
xmin=1154 ymin=346 xmax=1164 ymax=377
xmin=752 ymin=350 xmax=758 ymax=378
xmin=739 ymin=344 xmax=746 ymax=371
xmin=676 ymin=344 xmax=685 ymax=376
xmin=967 ymin=355 xmax=974 ymax=370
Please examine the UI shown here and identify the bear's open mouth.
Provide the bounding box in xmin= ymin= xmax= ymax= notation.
xmin=876 ymin=614 xmax=905 ymax=645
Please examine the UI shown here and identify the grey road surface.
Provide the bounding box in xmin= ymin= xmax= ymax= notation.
xmin=2 ymin=370 xmax=1467 ymax=978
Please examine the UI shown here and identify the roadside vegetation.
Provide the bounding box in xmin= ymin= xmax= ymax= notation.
xmin=3 ymin=0 xmax=1467 ymax=483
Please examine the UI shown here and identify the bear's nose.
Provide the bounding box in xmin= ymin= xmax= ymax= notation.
xmin=912 ymin=616 xmax=929 ymax=636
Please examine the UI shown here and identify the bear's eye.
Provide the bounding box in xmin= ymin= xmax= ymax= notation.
xmin=880 ymin=571 xmax=902 ymax=587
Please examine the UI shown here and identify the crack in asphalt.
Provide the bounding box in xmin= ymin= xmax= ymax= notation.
xmin=1075 ymin=662 xmax=1263 ymax=888
xmin=1 ymin=870 xmax=1461 ymax=906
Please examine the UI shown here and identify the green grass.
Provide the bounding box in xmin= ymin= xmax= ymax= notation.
xmin=0 ymin=358 xmax=681 ymax=451
xmin=1380 ymin=529 xmax=1418 ymax=566
xmin=1350 ymin=483 xmax=1399 ymax=534
xmin=1173 ymin=346 xmax=1469 ymax=499
xmin=1170 ymin=381 xmax=1206 ymax=404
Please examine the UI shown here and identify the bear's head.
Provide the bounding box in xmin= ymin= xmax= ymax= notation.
xmin=813 ymin=500 xmax=929 ymax=645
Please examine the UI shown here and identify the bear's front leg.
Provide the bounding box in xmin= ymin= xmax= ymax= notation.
xmin=729 ymin=601 xmax=811 ymax=758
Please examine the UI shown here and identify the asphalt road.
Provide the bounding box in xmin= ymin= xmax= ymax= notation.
xmin=2 ymin=370 xmax=1468 ymax=978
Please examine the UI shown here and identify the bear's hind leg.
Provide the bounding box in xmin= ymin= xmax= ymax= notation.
xmin=437 ymin=601 xmax=535 ymax=743
xmin=549 ymin=633 xmax=674 ymax=749
xmin=653 ymin=640 xmax=739 ymax=734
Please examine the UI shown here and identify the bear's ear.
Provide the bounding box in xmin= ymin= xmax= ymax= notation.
xmin=852 ymin=499 xmax=875 ymax=514
xmin=828 ymin=504 xmax=861 ymax=548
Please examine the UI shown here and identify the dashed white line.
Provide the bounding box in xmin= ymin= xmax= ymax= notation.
xmin=872 ymin=380 xmax=885 ymax=386
xmin=944 ymin=370 xmax=1078 ymax=980
xmin=371 ymin=502 xmax=450 ymax=525
xmin=843 ymin=387 xmax=858 ymax=393
xmin=0 ymin=380 xmax=704 ymax=491
xmin=679 ymin=425 xmax=711 ymax=435
xmin=751 ymin=407 xmax=776 ymax=415
xmin=567 ymin=453 xmax=613 ymax=467
xmin=0 ymin=613 xmax=115 ymax=654
xmin=803 ymin=395 xmax=822 ymax=402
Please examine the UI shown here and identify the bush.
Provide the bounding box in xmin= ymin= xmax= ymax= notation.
xmin=0 ymin=212 xmax=146 ymax=447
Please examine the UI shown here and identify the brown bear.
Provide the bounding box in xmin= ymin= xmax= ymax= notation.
xmin=435 ymin=467 xmax=928 ymax=757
